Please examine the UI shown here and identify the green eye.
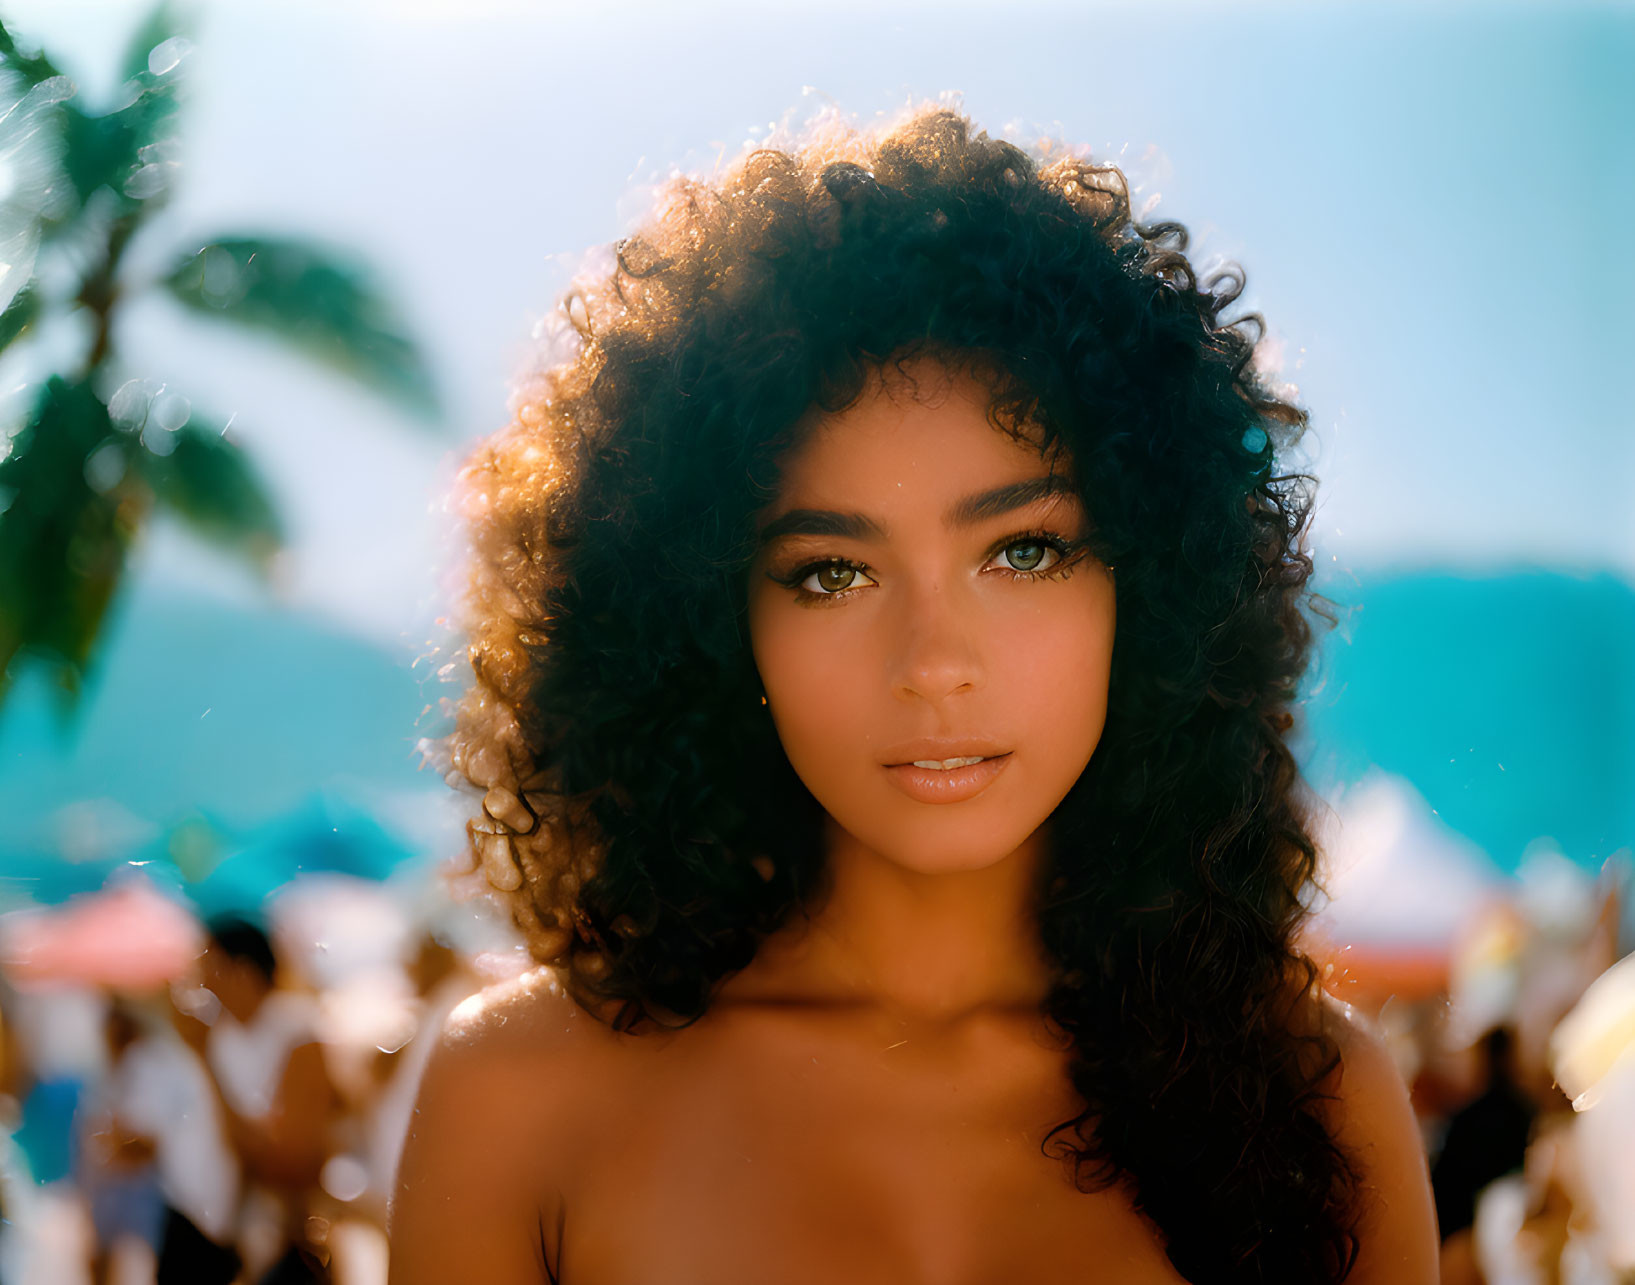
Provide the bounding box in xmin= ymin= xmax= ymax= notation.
xmin=1005 ymin=540 xmax=1047 ymax=573
xmin=990 ymin=529 xmax=1088 ymax=581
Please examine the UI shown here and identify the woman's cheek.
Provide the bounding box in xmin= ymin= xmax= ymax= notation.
xmin=1005 ymin=593 xmax=1114 ymax=765
xmin=755 ymin=614 xmax=858 ymax=765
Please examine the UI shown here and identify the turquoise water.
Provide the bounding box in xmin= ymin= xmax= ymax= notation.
xmin=1300 ymin=565 xmax=1635 ymax=871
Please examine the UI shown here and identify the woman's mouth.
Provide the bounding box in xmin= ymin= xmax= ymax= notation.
xmin=883 ymin=753 xmax=1012 ymax=804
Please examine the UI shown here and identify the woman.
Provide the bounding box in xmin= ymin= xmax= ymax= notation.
xmin=389 ymin=105 xmax=1437 ymax=1283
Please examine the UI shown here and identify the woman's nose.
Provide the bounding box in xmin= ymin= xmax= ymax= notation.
xmin=886 ymin=575 xmax=984 ymax=704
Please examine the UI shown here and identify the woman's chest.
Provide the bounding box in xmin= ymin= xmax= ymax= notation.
xmin=557 ymin=1015 xmax=1189 ymax=1285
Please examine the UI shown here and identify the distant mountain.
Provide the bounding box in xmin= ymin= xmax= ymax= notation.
xmin=1297 ymin=566 xmax=1635 ymax=873
xmin=0 ymin=574 xmax=454 ymax=865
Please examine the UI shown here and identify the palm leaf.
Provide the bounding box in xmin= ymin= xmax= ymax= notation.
xmin=164 ymin=237 xmax=443 ymax=425
xmin=0 ymin=20 xmax=64 ymax=87
xmin=117 ymin=0 xmax=191 ymax=87
xmin=58 ymin=75 xmax=181 ymax=214
xmin=0 ymin=377 xmax=143 ymax=712
xmin=17 ymin=4 xmax=186 ymax=250
xmin=0 ymin=286 xmax=39 ymax=356
xmin=133 ymin=410 xmax=283 ymax=569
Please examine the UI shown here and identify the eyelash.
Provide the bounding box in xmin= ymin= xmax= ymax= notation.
xmin=770 ymin=528 xmax=1089 ymax=607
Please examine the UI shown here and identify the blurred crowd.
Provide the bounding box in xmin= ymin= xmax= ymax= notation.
xmin=1318 ymin=850 xmax=1635 ymax=1284
xmin=0 ymin=854 xmax=1632 ymax=1285
xmin=0 ymin=869 xmax=525 ymax=1285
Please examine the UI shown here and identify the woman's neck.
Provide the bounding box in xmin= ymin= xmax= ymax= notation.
xmin=744 ymin=815 xmax=1058 ymax=1029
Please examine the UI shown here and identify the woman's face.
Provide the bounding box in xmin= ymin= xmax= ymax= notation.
xmin=747 ymin=358 xmax=1116 ymax=876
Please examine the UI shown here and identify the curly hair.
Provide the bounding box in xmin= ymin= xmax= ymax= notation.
xmin=434 ymin=103 xmax=1359 ymax=1283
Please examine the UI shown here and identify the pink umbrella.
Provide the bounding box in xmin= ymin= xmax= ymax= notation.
xmin=0 ymin=876 xmax=204 ymax=991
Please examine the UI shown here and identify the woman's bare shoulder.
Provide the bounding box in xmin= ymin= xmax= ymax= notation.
xmin=387 ymin=967 xmax=623 ymax=1285
xmin=1306 ymin=987 xmax=1441 ymax=1284
xmin=419 ymin=964 xmax=634 ymax=1149
xmin=439 ymin=965 xmax=622 ymax=1061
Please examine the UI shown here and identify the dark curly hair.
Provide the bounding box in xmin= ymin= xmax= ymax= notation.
xmin=434 ymin=103 xmax=1359 ymax=1283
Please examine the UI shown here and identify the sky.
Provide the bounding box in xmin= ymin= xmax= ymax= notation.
xmin=1 ymin=0 xmax=1629 ymax=653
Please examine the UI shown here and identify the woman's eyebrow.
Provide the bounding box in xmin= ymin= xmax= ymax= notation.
xmin=757 ymin=475 xmax=1079 ymax=547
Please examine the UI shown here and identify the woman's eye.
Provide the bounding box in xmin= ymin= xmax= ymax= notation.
xmin=997 ymin=539 xmax=1056 ymax=574
xmin=802 ymin=562 xmax=875 ymax=595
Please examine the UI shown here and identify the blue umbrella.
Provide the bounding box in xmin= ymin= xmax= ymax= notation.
xmin=189 ymin=790 xmax=420 ymax=919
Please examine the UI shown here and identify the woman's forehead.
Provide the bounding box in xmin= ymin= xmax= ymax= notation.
xmin=775 ymin=367 xmax=1063 ymax=494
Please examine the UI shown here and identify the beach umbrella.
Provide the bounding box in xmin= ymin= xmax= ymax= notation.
xmin=1305 ymin=769 xmax=1510 ymax=1008
xmin=0 ymin=874 xmax=203 ymax=990
xmin=188 ymin=791 xmax=420 ymax=918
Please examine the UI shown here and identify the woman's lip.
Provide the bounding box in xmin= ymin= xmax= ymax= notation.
xmin=883 ymin=753 xmax=1011 ymax=804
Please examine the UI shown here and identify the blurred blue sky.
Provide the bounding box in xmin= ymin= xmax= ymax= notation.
xmin=1 ymin=0 xmax=1630 ymax=889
